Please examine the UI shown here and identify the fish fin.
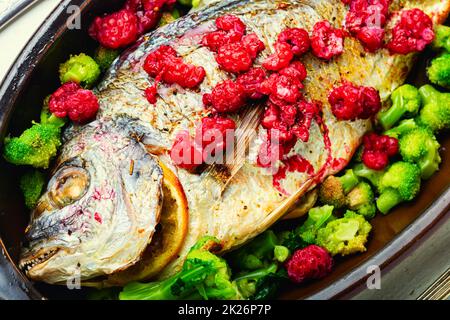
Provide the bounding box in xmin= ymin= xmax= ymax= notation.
xmin=204 ymin=105 xmax=264 ymax=193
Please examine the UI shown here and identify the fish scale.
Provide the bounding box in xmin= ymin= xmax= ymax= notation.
xmin=20 ymin=0 xmax=450 ymax=284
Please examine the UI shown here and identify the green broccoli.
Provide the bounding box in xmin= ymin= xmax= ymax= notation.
xmin=233 ymin=263 xmax=278 ymax=299
xmin=159 ymin=9 xmax=181 ymax=26
xmin=399 ymin=128 xmax=441 ymax=179
xmin=227 ymin=231 xmax=278 ymax=271
xmin=384 ymin=118 xmax=419 ymax=139
xmin=119 ymin=237 xmax=240 ymax=300
xmin=427 ymin=53 xmax=450 ymax=89
xmin=346 ymin=181 xmax=376 ymax=219
xmin=295 ymin=205 xmax=335 ymax=245
xmin=416 ymin=85 xmax=450 ymax=133
xmin=94 ymin=46 xmax=120 ymax=73
xmin=318 ymin=169 xmax=360 ymax=208
xmin=376 ymin=162 xmax=421 ymax=214
xmin=316 ymin=211 xmax=372 ymax=256
xmin=3 ymin=123 xmax=62 ymax=169
xmin=19 ymin=170 xmax=46 ymax=209
xmin=378 ymin=84 xmax=421 ymax=130
xmin=432 ymin=24 xmax=450 ymax=52
xmin=59 ymin=53 xmax=101 ymax=88
xmin=353 ymin=163 xmax=384 ymax=191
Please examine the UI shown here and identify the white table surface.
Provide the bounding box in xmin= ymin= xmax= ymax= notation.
xmin=0 ymin=0 xmax=448 ymax=300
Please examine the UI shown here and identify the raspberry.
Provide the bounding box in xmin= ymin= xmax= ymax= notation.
xmin=262 ymin=42 xmax=294 ymax=71
xmin=236 ymin=67 xmax=267 ymax=99
xmin=328 ymin=82 xmax=381 ymax=120
xmin=277 ymin=28 xmax=311 ymax=56
xmin=125 ymin=0 xmax=176 ymax=34
xmin=215 ymin=14 xmax=246 ymax=35
xmin=145 ymin=86 xmax=158 ymax=104
xmin=89 ymin=9 xmax=139 ymax=49
xmin=345 ymin=0 xmax=390 ymax=52
xmin=311 ymin=21 xmax=345 ymax=60
xmin=261 ymin=73 xmax=302 ymax=104
xmin=216 ymin=42 xmax=253 ymax=74
xmin=387 ymin=9 xmax=435 ymax=55
xmin=49 ymin=82 xmax=99 ymax=124
xmin=279 ymin=61 xmax=307 ymax=86
xmin=355 ymin=26 xmax=385 ymax=52
xmin=261 ymin=103 xmax=280 ymax=130
xmin=241 ymin=33 xmax=266 ymax=59
xmin=143 ymin=45 xmax=205 ymax=89
xmin=361 ymin=133 xmax=398 ymax=170
xmin=291 ymin=101 xmax=319 ymax=142
xmin=202 ymin=30 xmax=243 ymax=52
xmin=285 ymin=245 xmax=333 ymax=284
xmin=201 ymin=116 xmax=236 ymax=162
xmin=203 ymin=80 xmax=247 ymax=113
xmin=170 ymin=131 xmax=203 ymax=170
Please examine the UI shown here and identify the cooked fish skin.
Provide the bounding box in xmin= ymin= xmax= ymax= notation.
xmin=20 ymin=0 xmax=450 ymax=284
xmin=20 ymin=120 xmax=163 ymax=283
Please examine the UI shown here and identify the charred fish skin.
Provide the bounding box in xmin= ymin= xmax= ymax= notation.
xmin=20 ymin=120 xmax=164 ymax=284
xmin=20 ymin=0 xmax=450 ymax=284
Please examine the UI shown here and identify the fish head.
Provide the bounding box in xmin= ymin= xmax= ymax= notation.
xmin=19 ymin=121 xmax=163 ymax=284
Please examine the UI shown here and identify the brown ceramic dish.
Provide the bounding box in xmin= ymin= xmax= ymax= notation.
xmin=0 ymin=0 xmax=449 ymax=300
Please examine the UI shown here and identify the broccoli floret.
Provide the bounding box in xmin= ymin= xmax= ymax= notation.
xmin=3 ymin=123 xmax=62 ymax=169
xmin=40 ymin=95 xmax=67 ymax=128
xmin=119 ymin=237 xmax=240 ymax=300
xmin=94 ymin=46 xmax=120 ymax=72
xmin=399 ymin=128 xmax=441 ymax=179
xmin=318 ymin=169 xmax=360 ymax=208
xmin=296 ymin=205 xmax=335 ymax=245
xmin=59 ymin=53 xmax=101 ymax=88
xmin=427 ymin=53 xmax=450 ymax=89
xmin=159 ymin=9 xmax=180 ymax=26
xmin=19 ymin=170 xmax=46 ymax=209
xmin=316 ymin=211 xmax=372 ymax=256
xmin=233 ymin=263 xmax=278 ymax=299
xmin=384 ymin=118 xmax=419 ymax=139
xmin=432 ymin=25 xmax=450 ymax=52
xmin=416 ymin=85 xmax=450 ymax=133
xmin=227 ymin=231 xmax=278 ymax=271
xmin=378 ymin=84 xmax=421 ymax=130
xmin=353 ymin=163 xmax=384 ymax=191
xmin=346 ymin=182 xmax=376 ymax=219
xmin=376 ymin=162 xmax=421 ymax=214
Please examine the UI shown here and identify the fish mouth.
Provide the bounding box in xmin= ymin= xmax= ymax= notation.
xmin=19 ymin=247 xmax=60 ymax=274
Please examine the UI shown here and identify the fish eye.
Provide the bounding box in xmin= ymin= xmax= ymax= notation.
xmin=49 ymin=167 xmax=90 ymax=208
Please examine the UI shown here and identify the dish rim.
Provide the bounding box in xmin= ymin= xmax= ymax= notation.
xmin=0 ymin=0 xmax=449 ymax=300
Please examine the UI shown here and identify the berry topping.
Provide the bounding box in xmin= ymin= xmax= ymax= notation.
xmin=277 ymin=27 xmax=311 ymax=56
xmin=201 ymin=116 xmax=236 ymax=162
xmin=49 ymin=82 xmax=99 ymax=124
xmin=345 ymin=0 xmax=390 ymax=52
xmin=361 ymin=132 xmax=398 ymax=170
xmin=170 ymin=131 xmax=203 ymax=170
xmin=215 ymin=14 xmax=246 ymax=35
xmin=261 ymin=73 xmax=302 ymax=104
xmin=125 ymin=0 xmax=176 ymax=34
xmin=285 ymin=245 xmax=333 ymax=284
xmin=387 ymin=9 xmax=435 ymax=55
xmin=203 ymin=80 xmax=247 ymax=113
xmin=143 ymin=45 xmax=205 ymax=90
xmin=311 ymin=21 xmax=345 ymax=60
xmin=201 ymin=30 xmax=242 ymax=52
xmin=236 ymin=67 xmax=267 ymax=99
xmin=241 ymin=33 xmax=266 ymax=59
xmin=262 ymin=42 xmax=294 ymax=71
xmin=216 ymin=42 xmax=253 ymax=74
xmin=328 ymin=82 xmax=381 ymax=120
xmin=89 ymin=9 xmax=139 ymax=49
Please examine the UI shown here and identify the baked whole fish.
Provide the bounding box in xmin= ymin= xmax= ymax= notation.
xmin=19 ymin=0 xmax=450 ymax=284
